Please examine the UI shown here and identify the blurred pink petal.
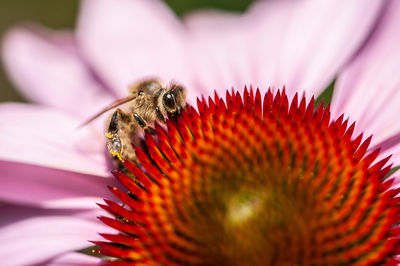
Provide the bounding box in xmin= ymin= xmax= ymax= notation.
xmin=183 ymin=0 xmax=384 ymax=100
xmin=273 ymin=0 xmax=384 ymax=95
xmin=331 ymin=0 xmax=400 ymax=163
xmin=0 ymin=204 xmax=101 ymax=227
xmin=0 ymin=161 xmax=115 ymax=208
xmin=247 ymin=0 xmax=296 ymax=95
xmin=46 ymin=252 xmax=102 ymax=265
xmin=77 ymin=0 xmax=191 ymax=97
xmin=184 ymin=9 xmax=254 ymax=101
xmin=0 ymin=206 xmax=111 ymax=265
xmin=1 ymin=26 xmax=113 ymax=117
xmin=0 ymin=103 xmax=108 ymax=176
xmin=183 ymin=1 xmax=300 ymax=100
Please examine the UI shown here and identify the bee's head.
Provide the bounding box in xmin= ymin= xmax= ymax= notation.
xmin=162 ymin=84 xmax=186 ymax=116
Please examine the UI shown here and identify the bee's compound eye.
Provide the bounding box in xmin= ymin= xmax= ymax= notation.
xmin=163 ymin=93 xmax=176 ymax=109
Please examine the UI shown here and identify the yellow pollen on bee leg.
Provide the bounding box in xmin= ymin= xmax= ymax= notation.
xmin=105 ymin=132 xmax=124 ymax=161
xmin=110 ymin=150 xmax=124 ymax=162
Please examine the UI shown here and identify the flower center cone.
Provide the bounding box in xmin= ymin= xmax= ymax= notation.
xmin=95 ymin=88 xmax=400 ymax=265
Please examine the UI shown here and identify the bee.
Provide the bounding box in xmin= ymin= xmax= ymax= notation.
xmin=81 ymin=79 xmax=187 ymax=171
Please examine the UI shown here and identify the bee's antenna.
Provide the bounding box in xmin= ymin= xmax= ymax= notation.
xmin=77 ymin=94 xmax=138 ymax=129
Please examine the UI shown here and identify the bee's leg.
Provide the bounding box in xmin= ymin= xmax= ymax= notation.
xmin=106 ymin=108 xmax=131 ymax=161
xmin=106 ymin=109 xmax=146 ymax=189
xmin=155 ymin=106 xmax=166 ymax=123
xmin=133 ymin=113 xmax=157 ymax=135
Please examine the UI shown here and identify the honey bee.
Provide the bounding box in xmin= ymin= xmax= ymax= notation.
xmin=82 ymin=79 xmax=187 ymax=172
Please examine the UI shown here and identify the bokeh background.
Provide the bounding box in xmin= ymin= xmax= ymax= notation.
xmin=0 ymin=0 xmax=254 ymax=103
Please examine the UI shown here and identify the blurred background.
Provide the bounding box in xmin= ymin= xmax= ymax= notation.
xmin=0 ymin=0 xmax=254 ymax=103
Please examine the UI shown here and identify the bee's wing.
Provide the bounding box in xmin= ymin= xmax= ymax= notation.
xmin=78 ymin=94 xmax=138 ymax=128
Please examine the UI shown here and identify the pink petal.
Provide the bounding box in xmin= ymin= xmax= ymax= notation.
xmin=274 ymin=0 xmax=385 ymax=96
xmin=0 ymin=160 xmax=116 ymax=208
xmin=0 ymin=206 xmax=111 ymax=265
xmin=183 ymin=1 xmax=302 ymax=102
xmin=183 ymin=9 xmax=255 ymax=102
xmin=331 ymin=0 xmax=400 ymax=164
xmin=1 ymin=26 xmax=113 ymax=117
xmin=77 ymin=0 xmax=191 ymax=97
xmin=0 ymin=204 xmax=102 ymax=227
xmin=46 ymin=252 xmax=102 ymax=265
xmin=246 ymin=0 xmax=298 ymax=96
xmin=184 ymin=0 xmax=383 ymax=101
xmin=0 ymin=103 xmax=109 ymax=177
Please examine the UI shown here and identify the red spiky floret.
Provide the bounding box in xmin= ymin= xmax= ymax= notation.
xmin=96 ymin=88 xmax=400 ymax=265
